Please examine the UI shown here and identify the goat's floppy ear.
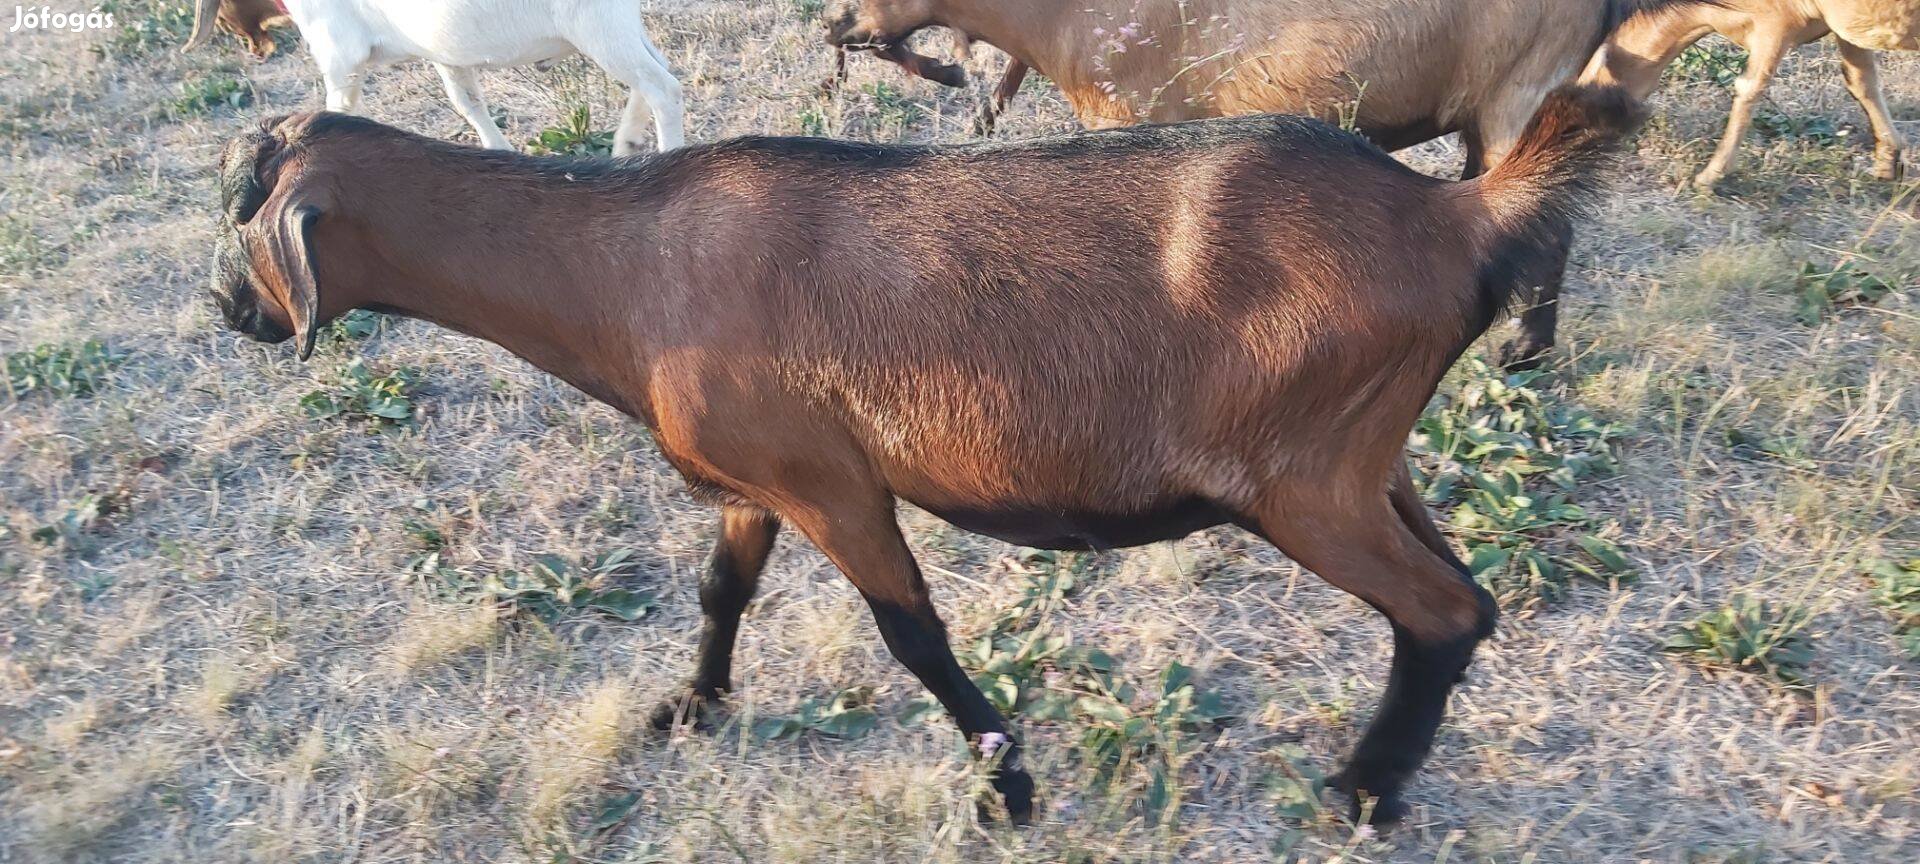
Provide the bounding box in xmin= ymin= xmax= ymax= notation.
xmin=256 ymin=202 xmax=326 ymax=361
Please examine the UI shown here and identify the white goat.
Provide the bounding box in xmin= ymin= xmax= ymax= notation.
xmin=185 ymin=0 xmax=684 ymax=154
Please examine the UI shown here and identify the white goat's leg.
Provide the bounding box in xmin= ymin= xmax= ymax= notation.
xmin=434 ymin=64 xmax=514 ymax=151
xmin=1697 ymin=29 xmax=1791 ymax=188
xmin=563 ymin=12 xmax=685 ymax=153
xmin=1835 ymin=39 xmax=1904 ymax=181
xmin=323 ymin=68 xmax=364 ymax=113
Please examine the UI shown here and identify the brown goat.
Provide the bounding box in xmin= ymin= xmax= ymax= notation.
xmin=207 ymin=85 xmax=1642 ymax=824
xmin=826 ymin=0 xmax=1708 ymax=368
xmin=1584 ymin=0 xmax=1913 ymax=186
xmin=193 ymin=0 xmax=289 ymax=59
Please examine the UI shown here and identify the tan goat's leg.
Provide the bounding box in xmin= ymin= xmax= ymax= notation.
xmin=1697 ymin=29 xmax=1793 ymax=188
xmin=1836 ymin=39 xmax=1905 ymax=181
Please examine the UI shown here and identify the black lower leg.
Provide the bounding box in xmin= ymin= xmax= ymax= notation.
xmin=869 ymin=597 xmax=1035 ymax=823
xmin=1334 ymin=622 xmax=1488 ymax=823
xmin=1500 ymin=219 xmax=1572 ymax=371
xmin=652 ymin=506 xmax=779 ymax=730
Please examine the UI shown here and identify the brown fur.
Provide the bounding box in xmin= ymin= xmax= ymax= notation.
xmin=207 ymin=85 xmax=1642 ymax=824
xmin=188 ymin=0 xmax=290 ymax=59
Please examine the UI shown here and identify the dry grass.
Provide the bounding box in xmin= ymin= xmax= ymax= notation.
xmin=1 ymin=3 xmax=1917 ymax=862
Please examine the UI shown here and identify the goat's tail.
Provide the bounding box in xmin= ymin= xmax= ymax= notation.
xmin=1463 ymin=84 xmax=1646 ymax=320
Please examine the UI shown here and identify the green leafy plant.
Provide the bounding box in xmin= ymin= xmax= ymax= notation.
xmin=1261 ymin=743 xmax=1329 ymax=822
xmin=791 ymin=0 xmax=827 ymax=20
xmin=30 ymin=494 xmax=108 ymax=548
xmin=168 ymin=72 xmax=252 ymax=117
xmin=97 ymin=0 xmax=196 ymax=56
xmin=797 ymin=106 xmax=829 ymax=137
xmin=863 ymin=81 xmax=923 ymax=134
xmin=325 ymin=309 xmax=386 ymax=345
xmin=476 ymin=550 xmax=654 ymax=624
xmin=1793 ymin=260 xmax=1895 ymax=325
xmin=526 ymin=106 xmax=614 ymax=157
xmin=898 ymin=552 xmax=1228 ymax=820
xmin=754 ymin=687 xmax=880 ymax=741
xmin=300 ymin=359 xmax=420 ymax=428
xmin=1752 ymin=109 xmax=1842 ymax=146
xmin=1411 ymin=356 xmax=1632 ymax=603
xmin=5 ymin=340 xmax=120 ymax=400
xmin=1664 ymin=596 xmax=1815 ymax=684
xmin=1671 ymin=42 xmax=1745 ymax=88
xmin=1865 ymin=558 xmax=1920 ymax=660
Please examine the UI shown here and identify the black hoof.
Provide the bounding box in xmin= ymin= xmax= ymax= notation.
xmin=1328 ymin=769 xmax=1409 ymax=826
xmin=649 ymin=692 xmax=718 ymax=732
xmin=987 ymin=769 xmax=1035 ymax=825
xmin=1495 ymin=339 xmax=1550 ymax=373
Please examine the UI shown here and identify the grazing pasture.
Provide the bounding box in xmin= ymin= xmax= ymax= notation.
xmin=1 ymin=1 xmax=1917 ymax=862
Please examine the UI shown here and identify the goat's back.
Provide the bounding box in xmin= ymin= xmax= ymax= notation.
xmin=616 ymin=119 xmax=1487 ymax=512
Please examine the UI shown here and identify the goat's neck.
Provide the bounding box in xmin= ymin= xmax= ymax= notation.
xmin=936 ymin=0 xmax=1072 ymax=74
xmin=335 ymin=180 xmax=655 ymax=415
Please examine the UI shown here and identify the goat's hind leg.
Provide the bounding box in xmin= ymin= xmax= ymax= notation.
xmin=650 ymin=504 xmax=781 ymax=730
xmin=434 ymin=64 xmax=514 ymax=150
xmin=1250 ymin=489 xmax=1496 ymax=824
xmin=564 ymin=10 xmax=685 ymax=153
xmin=1836 ymin=39 xmax=1904 ymax=181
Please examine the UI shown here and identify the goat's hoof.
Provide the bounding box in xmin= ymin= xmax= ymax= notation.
xmin=1495 ymin=339 xmax=1550 ymax=373
xmin=649 ymin=693 xmax=718 ymax=732
xmin=1692 ymin=169 xmax=1726 ymax=191
xmin=971 ymin=108 xmax=997 ymax=137
xmin=1872 ymin=156 xmax=1903 ymax=182
xmin=982 ymin=769 xmax=1035 ymax=826
xmin=1328 ymin=769 xmax=1409 ymax=826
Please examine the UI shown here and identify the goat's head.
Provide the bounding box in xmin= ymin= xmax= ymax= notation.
xmin=184 ymin=0 xmax=292 ymax=59
xmin=209 ymin=115 xmax=342 ymax=360
xmin=822 ymin=0 xmax=936 ymax=50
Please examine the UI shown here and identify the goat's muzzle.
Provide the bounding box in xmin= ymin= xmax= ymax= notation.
xmin=209 ymin=227 xmax=294 ymax=346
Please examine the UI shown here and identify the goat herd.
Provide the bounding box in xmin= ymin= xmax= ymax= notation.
xmin=189 ymin=0 xmax=1912 ymax=831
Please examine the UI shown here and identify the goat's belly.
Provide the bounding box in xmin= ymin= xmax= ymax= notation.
xmin=917 ymin=498 xmax=1232 ymax=551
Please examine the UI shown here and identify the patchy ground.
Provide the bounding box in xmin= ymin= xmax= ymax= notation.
xmin=1 ymin=2 xmax=1917 ymax=862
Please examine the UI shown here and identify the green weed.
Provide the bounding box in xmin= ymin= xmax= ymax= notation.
xmin=300 ymin=359 xmax=419 ymax=429
xmin=1412 ymin=356 xmax=1632 ymax=603
xmin=1793 ymin=260 xmax=1896 ymax=325
xmin=167 ymin=72 xmax=252 ymax=118
xmin=95 ymin=1 xmax=195 ymax=57
xmin=526 ymin=106 xmax=614 ymax=157
xmin=1865 ymin=558 xmax=1920 ymax=660
xmin=5 ymin=340 xmax=120 ymax=400
xmin=1664 ymin=596 xmax=1815 ymax=684
xmin=753 ymin=687 xmax=880 ymax=741
xmin=414 ymin=549 xmax=653 ymax=625
xmin=1670 ymin=42 xmax=1744 ymax=88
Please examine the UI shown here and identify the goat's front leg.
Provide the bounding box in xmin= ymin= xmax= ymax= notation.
xmin=322 ymin=68 xmax=364 ymax=113
xmin=790 ymin=496 xmax=1035 ymax=824
xmin=973 ymin=59 xmax=1029 ymax=136
xmin=1697 ymin=28 xmax=1793 ymax=189
xmin=564 ymin=13 xmax=685 ymax=153
xmin=650 ymin=505 xmax=781 ymax=730
xmin=434 ymin=64 xmax=514 ymax=151
xmin=1835 ymin=39 xmax=1904 ymax=181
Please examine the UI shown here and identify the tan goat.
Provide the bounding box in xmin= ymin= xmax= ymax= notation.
xmin=1585 ymin=0 xmax=1915 ymax=186
xmin=824 ymin=0 xmax=1712 ymax=368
